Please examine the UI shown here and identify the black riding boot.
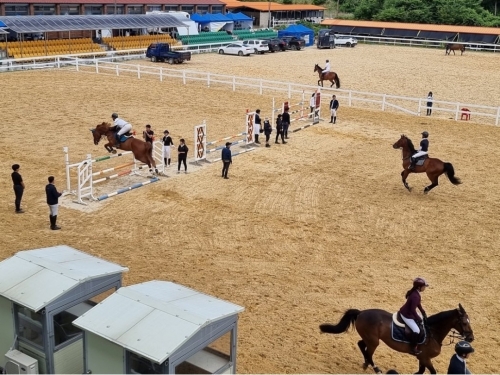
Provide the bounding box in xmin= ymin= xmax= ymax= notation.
xmin=51 ymin=215 xmax=61 ymax=230
xmin=329 ymin=116 xmax=333 ymax=123
xmin=409 ymin=158 xmax=416 ymax=171
xmin=333 ymin=116 xmax=337 ymax=124
xmin=409 ymin=333 xmax=421 ymax=356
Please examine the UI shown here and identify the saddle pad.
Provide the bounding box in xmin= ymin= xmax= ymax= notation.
xmin=416 ymin=159 xmax=426 ymax=166
xmin=391 ymin=321 xmax=426 ymax=345
xmin=392 ymin=313 xmax=405 ymax=327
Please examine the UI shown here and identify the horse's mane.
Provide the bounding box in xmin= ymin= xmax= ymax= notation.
xmin=427 ymin=309 xmax=457 ymax=325
xmin=404 ymin=135 xmax=417 ymax=154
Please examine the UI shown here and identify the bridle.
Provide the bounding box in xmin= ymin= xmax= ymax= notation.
xmin=444 ymin=311 xmax=473 ymax=346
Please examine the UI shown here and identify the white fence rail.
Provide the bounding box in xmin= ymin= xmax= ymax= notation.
xmin=1 ymin=55 xmax=499 ymax=126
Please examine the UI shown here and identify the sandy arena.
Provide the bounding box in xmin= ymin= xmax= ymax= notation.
xmin=1 ymin=44 xmax=500 ymax=373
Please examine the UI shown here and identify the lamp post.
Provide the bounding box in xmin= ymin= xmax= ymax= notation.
xmin=268 ymin=1 xmax=271 ymax=28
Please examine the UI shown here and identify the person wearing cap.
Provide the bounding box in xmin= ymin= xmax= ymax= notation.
xmin=111 ymin=113 xmax=132 ymax=147
xmin=275 ymin=114 xmax=285 ymax=144
xmin=282 ymin=107 xmax=290 ymax=140
xmin=254 ymin=109 xmax=262 ymax=144
xmin=11 ymin=164 xmax=25 ymax=213
xmin=426 ymin=92 xmax=433 ymax=116
xmin=309 ymin=92 xmax=316 ymax=114
xmin=263 ymin=117 xmax=272 ymax=148
xmin=177 ymin=138 xmax=189 ymax=174
xmin=143 ymin=124 xmax=154 ymax=144
xmin=329 ymin=95 xmax=339 ymax=124
xmin=45 ymin=176 xmax=62 ymax=230
xmin=409 ymin=131 xmax=430 ymax=171
xmin=162 ymin=130 xmax=174 ymax=168
xmin=221 ymin=142 xmax=232 ymax=179
xmin=399 ymin=277 xmax=429 ymax=355
xmin=447 ymin=341 xmax=474 ymax=374
xmin=322 ymin=59 xmax=331 ymax=79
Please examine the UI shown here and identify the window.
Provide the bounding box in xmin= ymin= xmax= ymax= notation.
xmin=196 ymin=5 xmax=208 ymax=14
xmin=16 ymin=306 xmax=44 ymax=348
xmin=60 ymin=5 xmax=79 ymax=15
xmin=211 ymin=5 xmax=223 ymax=13
xmin=147 ymin=5 xmax=162 ymax=12
xmin=128 ymin=352 xmax=163 ymax=374
xmin=106 ymin=5 xmax=123 ymax=14
xmin=34 ymin=4 xmax=55 ymax=15
xmin=84 ymin=5 xmax=103 ymax=15
xmin=180 ymin=5 xmax=193 ymax=14
xmin=53 ymin=311 xmax=82 ymax=347
xmin=127 ymin=5 xmax=143 ymax=14
xmin=164 ymin=5 xmax=179 ymax=11
xmin=4 ymin=5 xmax=28 ymax=16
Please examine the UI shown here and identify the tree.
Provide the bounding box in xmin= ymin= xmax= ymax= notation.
xmin=282 ymin=0 xmax=293 ymax=4
xmin=354 ymin=0 xmax=383 ymax=19
xmin=312 ymin=0 xmax=328 ymax=5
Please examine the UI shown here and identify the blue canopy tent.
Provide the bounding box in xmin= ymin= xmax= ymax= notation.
xmin=226 ymin=12 xmax=253 ymax=31
xmin=278 ymin=24 xmax=314 ymax=46
xmin=192 ymin=13 xmax=233 ymax=32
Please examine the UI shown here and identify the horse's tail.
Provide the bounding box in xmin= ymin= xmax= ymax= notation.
xmin=319 ymin=309 xmax=360 ymax=334
xmin=444 ymin=162 xmax=462 ymax=185
xmin=334 ymin=74 xmax=340 ymax=89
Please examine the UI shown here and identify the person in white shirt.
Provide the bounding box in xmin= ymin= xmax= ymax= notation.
xmin=111 ymin=113 xmax=132 ymax=145
xmin=309 ymin=93 xmax=316 ymax=114
xmin=322 ymin=59 xmax=331 ymax=79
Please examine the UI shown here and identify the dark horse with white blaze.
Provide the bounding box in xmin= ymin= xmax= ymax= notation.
xmin=320 ymin=304 xmax=474 ymax=374
xmin=445 ymin=44 xmax=465 ymax=55
xmin=393 ymin=135 xmax=461 ymax=194
xmin=91 ymin=122 xmax=159 ymax=175
xmin=314 ymin=64 xmax=341 ymax=88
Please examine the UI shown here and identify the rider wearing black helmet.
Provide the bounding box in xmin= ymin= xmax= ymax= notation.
xmin=111 ymin=113 xmax=132 ymax=146
xmin=447 ymin=341 xmax=474 ymax=374
xmin=409 ymin=131 xmax=429 ymax=171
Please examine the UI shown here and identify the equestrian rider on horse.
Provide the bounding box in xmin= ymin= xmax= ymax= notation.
xmin=112 ymin=113 xmax=132 ymax=147
xmin=399 ymin=277 xmax=429 ymax=356
xmin=322 ymin=59 xmax=331 ymax=80
xmin=409 ymin=131 xmax=429 ymax=170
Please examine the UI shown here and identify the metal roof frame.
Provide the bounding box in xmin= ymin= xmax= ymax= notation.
xmin=0 ymin=14 xmax=188 ymax=33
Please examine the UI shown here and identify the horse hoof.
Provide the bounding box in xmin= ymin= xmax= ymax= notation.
xmin=111 ymin=150 xmax=117 ymax=154
xmin=362 ymin=363 xmax=368 ymax=370
xmin=424 ymin=189 xmax=429 ymax=195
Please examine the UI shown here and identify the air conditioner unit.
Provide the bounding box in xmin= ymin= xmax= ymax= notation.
xmin=4 ymin=350 xmax=38 ymax=375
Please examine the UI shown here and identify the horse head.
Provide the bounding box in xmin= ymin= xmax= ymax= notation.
xmin=314 ymin=64 xmax=321 ymax=73
xmin=92 ymin=122 xmax=111 ymax=145
xmin=455 ymin=303 xmax=474 ymax=342
xmin=392 ymin=134 xmax=407 ymax=149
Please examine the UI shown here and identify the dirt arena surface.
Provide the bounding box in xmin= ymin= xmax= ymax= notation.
xmin=1 ymin=44 xmax=500 ymax=373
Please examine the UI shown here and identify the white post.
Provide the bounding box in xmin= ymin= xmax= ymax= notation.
xmin=96 ymin=60 xmax=99 ymax=74
xmin=182 ymin=70 xmax=186 ymax=85
xmin=496 ymin=107 xmax=500 ymax=126
xmin=232 ymin=76 xmax=236 ymax=91
xmin=56 ymin=56 xmax=60 ymax=69
xmin=137 ymin=65 xmax=141 ymax=79
xmin=418 ymin=98 xmax=422 ymax=116
xmin=207 ymin=73 xmax=210 ymax=87
xmin=63 ymin=147 xmax=71 ymax=192
xmin=75 ymin=58 xmax=79 ymax=72
xmin=382 ymin=94 xmax=386 ymax=111
xmin=348 ymin=90 xmax=352 ymax=106
xmin=455 ymin=103 xmax=460 ymax=121
xmin=160 ymin=67 xmax=163 ymax=82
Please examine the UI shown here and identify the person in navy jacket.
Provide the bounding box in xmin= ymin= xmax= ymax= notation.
xmin=448 ymin=341 xmax=474 ymax=374
xmin=45 ymin=176 xmax=62 ymax=230
xmin=399 ymin=277 xmax=429 ymax=355
xmin=409 ymin=131 xmax=429 ymax=171
xmin=221 ymin=142 xmax=232 ymax=179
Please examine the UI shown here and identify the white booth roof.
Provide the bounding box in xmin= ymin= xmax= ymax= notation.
xmin=0 ymin=245 xmax=128 ymax=311
xmin=73 ymin=280 xmax=245 ymax=364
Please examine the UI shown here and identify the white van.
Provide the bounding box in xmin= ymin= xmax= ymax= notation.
xmin=242 ymin=40 xmax=269 ymax=54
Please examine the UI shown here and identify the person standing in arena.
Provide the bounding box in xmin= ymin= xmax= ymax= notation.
xmin=177 ymin=138 xmax=189 ymax=174
xmin=162 ymin=130 xmax=174 ymax=168
xmin=310 ymin=92 xmax=316 ymax=114
xmin=45 ymin=176 xmax=62 ymax=230
xmin=426 ymin=92 xmax=433 ymax=116
xmin=263 ymin=117 xmax=272 ymax=148
xmin=143 ymin=124 xmax=154 ymax=144
xmin=329 ymin=95 xmax=339 ymax=124
xmin=11 ymin=164 xmax=25 ymax=213
xmin=221 ymin=142 xmax=232 ymax=179
xmin=282 ymin=107 xmax=290 ymax=139
xmin=254 ymin=109 xmax=262 ymax=144
xmin=447 ymin=341 xmax=474 ymax=374
xmin=275 ymin=114 xmax=286 ymax=144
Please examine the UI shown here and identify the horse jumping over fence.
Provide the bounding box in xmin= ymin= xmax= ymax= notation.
xmin=91 ymin=122 xmax=159 ymax=175
xmin=319 ymin=304 xmax=474 ymax=374
xmin=445 ymin=44 xmax=465 ymax=55
xmin=314 ymin=64 xmax=341 ymax=88
xmin=392 ymin=135 xmax=461 ymax=194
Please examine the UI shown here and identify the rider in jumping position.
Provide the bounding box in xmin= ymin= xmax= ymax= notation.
xmin=322 ymin=59 xmax=331 ymax=80
xmin=111 ymin=113 xmax=132 ymax=147
xmin=409 ymin=131 xmax=429 ymax=171
xmin=399 ymin=277 xmax=428 ymax=356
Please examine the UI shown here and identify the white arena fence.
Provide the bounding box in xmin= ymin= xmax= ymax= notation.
xmin=1 ymin=54 xmax=499 ymax=126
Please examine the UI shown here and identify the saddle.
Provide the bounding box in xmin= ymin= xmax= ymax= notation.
xmin=413 ymin=154 xmax=428 ymax=166
xmin=391 ymin=312 xmax=426 ymax=344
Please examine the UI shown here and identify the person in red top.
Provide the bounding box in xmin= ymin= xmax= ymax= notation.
xmin=399 ymin=277 xmax=429 ymax=355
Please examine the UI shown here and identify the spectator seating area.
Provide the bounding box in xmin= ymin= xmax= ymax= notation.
xmin=233 ymin=29 xmax=278 ymax=40
xmin=103 ymin=34 xmax=180 ymax=50
xmin=177 ymin=31 xmax=234 ymax=45
xmin=0 ymin=38 xmax=104 ymax=58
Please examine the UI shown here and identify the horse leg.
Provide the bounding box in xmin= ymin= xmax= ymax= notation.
xmin=401 ymin=170 xmax=412 ymax=192
xmin=417 ymin=357 xmax=437 ymax=374
xmin=330 ymin=80 xmax=334 ymax=88
xmin=363 ymin=342 xmax=381 ymax=374
xmin=104 ymin=142 xmax=116 ymax=154
xmin=414 ymin=360 xmax=426 ymax=374
xmin=424 ymin=172 xmax=439 ymax=194
xmin=357 ymin=340 xmax=370 ymax=370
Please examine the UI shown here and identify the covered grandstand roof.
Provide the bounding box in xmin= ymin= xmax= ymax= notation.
xmin=322 ymin=19 xmax=500 ymax=36
xmin=0 ymin=14 xmax=188 ymax=33
xmin=221 ymin=0 xmax=325 ymax=11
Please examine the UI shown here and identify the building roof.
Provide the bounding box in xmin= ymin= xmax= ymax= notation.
xmin=0 ymin=245 xmax=128 ymax=312
xmin=321 ymin=19 xmax=500 ymax=36
xmin=1 ymin=0 xmax=224 ymax=4
xmin=0 ymin=14 xmax=190 ymax=33
xmin=221 ymin=0 xmax=325 ymax=11
xmin=73 ymin=280 xmax=244 ymax=364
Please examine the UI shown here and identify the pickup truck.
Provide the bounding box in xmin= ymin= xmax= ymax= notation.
xmin=280 ymin=36 xmax=306 ymax=51
xmin=146 ymin=43 xmax=191 ymax=64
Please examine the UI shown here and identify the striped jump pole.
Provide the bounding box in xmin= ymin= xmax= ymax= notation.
xmin=96 ymin=177 xmax=160 ymax=201
xmin=206 ymin=132 xmax=247 ymax=146
xmin=92 ymin=162 xmax=135 ymax=177
xmin=206 ymin=139 xmax=245 ymax=154
xmin=90 ymin=151 xmax=133 ymax=163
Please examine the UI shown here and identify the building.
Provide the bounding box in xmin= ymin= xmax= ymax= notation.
xmin=221 ymin=0 xmax=325 ymax=28
xmin=0 ymin=0 xmax=226 ymax=17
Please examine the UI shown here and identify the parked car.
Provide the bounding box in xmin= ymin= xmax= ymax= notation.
xmin=280 ymin=36 xmax=306 ymax=50
xmin=146 ymin=43 xmax=191 ymax=64
xmin=265 ymin=38 xmax=288 ymax=52
xmin=218 ymin=43 xmax=253 ymax=56
xmin=335 ymin=35 xmax=358 ymax=47
xmin=242 ymin=40 xmax=270 ymax=54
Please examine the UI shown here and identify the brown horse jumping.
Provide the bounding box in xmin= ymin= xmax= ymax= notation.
xmin=314 ymin=64 xmax=340 ymax=88
xmin=320 ymin=304 xmax=474 ymax=374
xmin=91 ymin=122 xmax=159 ymax=175
xmin=445 ymin=43 xmax=465 ymax=55
xmin=392 ymin=135 xmax=461 ymax=194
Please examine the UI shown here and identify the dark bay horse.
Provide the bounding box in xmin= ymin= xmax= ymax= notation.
xmin=392 ymin=135 xmax=461 ymax=194
xmin=320 ymin=304 xmax=474 ymax=374
xmin=314 ymin=64 xmax=341 ymax=88
xmin=91 ymin=122 xmax=159 ymax=175
xmin=445 ymin=44 xmax=465 ymax=55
